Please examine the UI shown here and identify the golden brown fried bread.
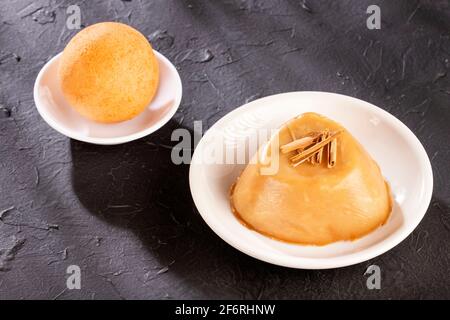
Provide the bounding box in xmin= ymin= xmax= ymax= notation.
xmin=58 ymin=22 xmax=159 ymax=123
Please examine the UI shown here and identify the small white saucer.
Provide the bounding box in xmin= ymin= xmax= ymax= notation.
xmin=189 ymin=92 xmax=433 ymax=269
xmin=33 ymin=50 xmax=182 ymax=145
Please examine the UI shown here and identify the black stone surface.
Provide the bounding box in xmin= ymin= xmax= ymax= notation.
xmin=0 ymin=0 xmax=449 ymax=300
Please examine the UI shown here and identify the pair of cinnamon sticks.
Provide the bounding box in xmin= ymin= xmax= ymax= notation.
xmin=281 ymin=129 xmax=341 ymax=168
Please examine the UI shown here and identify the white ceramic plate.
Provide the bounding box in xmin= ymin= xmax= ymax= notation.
xmin=189 ymin=92 xmax=433 ymax=269
xmin=34 ymin=50 xmax=182 ymax=145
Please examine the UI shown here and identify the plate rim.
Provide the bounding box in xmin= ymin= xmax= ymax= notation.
xmin=189 ymin=91 xmax=434 ymax=269
xmin=33 ymin=50 xmax=182 ymax=145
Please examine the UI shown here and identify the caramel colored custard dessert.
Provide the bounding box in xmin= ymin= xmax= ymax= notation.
xmin=58 ymin=22 xmax=159 ymax=123
xmin=230 ymin=112 xmax=392 ymax=246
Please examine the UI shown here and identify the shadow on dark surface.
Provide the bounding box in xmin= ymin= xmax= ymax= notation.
xmin=70 ymin=119 xmax=205 ymax=251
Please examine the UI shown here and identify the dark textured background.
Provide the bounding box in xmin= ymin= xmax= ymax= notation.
xmin=0 ymin=0 xmax=449 ymax=300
